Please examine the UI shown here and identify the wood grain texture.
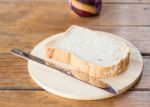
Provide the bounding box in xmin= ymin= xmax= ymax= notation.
xmin=0 ymin=0 xmax=150 ymax=3
xmin=0 ymin=2 xmax=150 ymax=53
xmin=0 ymin=53 xmax=149 ymax=90
xmin=0 ymin=3 xmax=150 ymax=27
xmin=1 ymin=26 xmax=150 ymax=53
xmin=0 ymin=0 xmax=149 ymax=106
xmin=103 ymin=0 xmax=150 ymax=3
xmin=0 ymin=53 xmax=40 ymax=89
xmin=0 ymin=90 xmax=149 ymax=107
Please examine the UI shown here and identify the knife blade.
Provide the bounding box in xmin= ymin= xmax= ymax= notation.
xmin=11 ymin=48 xmax=118 ymax=94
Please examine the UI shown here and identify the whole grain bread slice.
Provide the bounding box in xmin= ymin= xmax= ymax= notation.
xmin=45 ymin=25 xmax=130 ymax=79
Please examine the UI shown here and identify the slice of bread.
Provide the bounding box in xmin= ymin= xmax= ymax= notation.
xmin=45 ymin=25 xmax=130 ymax=79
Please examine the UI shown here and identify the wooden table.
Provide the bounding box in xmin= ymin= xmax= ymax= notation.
xmin=0 ymin=0 xmax=150 ymax=106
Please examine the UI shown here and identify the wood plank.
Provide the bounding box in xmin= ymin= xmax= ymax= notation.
xmin=0 ymin=3 xmax=149 ymax=27
xmin=0 ymin=0 xmax=149 ymax=91
xmin=0 ymin=0 xmax=149 ymax=106
xmin=0 ymin=53 xmax=149 ymax=89
xmin=103 ymin=0 xmax=150 ymax=3
xmin=0 ymin=26 xmax=150 ymax=53
xmin=134 ymin=56 xmax=150 ymax=89
xmin=0 ymin=90 xmax=149 ymax=107
xmin=0 ymin=0 xmax=150 ymax=3
xmin=0 ymin=54 xmax=40 ymax=89
xmin=0 ymin=26 xmax=150 ymax=90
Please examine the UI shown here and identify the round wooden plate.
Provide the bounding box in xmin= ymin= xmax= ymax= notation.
xmin=28 ymin=31 xmax=143 ymax=100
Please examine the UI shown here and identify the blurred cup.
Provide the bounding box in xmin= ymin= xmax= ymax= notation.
xmin=69 ymin=0 xmax=102 ymax=17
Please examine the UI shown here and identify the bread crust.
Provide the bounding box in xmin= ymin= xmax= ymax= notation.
xmin=45 ymin=46 xmax=130 ymax=78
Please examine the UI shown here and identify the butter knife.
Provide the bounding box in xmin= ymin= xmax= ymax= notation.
xmin=11 ymin=48 xmax=118 ymax=94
